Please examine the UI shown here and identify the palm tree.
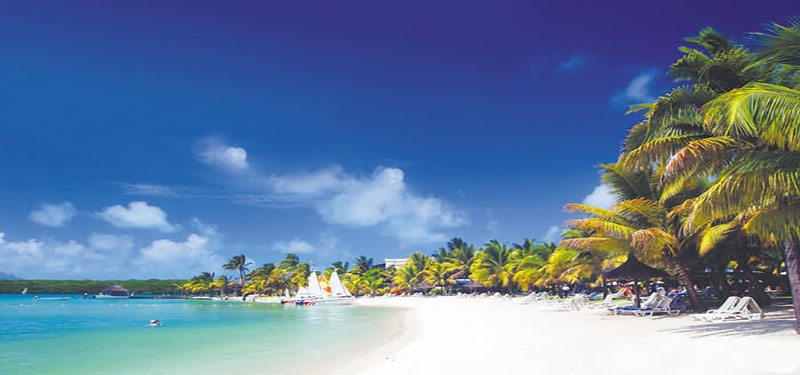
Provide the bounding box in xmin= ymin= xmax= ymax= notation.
xmin=660 ymin=80 xmax=800 ymax=331
xmin=209 ymin=276 xmax=230 ymax=296
xmin=222 ymin=254 xmax=253 ymax=286
xmin=425 ymin=262 xmax=455 ymax=295
xmin=562 ymin=162 xmax=727 ymax=310
xmin=470 ymin=241 xmax=518 ymax=294
xmin=279 ymin=253 xmax=300 ymax=269
xmin=447 ymin=245 xmax=477 ymax=278
xmin=353 ymin=256 xmax=374 ymax=275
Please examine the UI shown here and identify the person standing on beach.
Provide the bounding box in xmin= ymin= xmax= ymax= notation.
xmin=561 ymin=285 xmax=570 ymax=298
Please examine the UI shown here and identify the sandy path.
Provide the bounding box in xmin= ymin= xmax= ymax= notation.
xmin=334 ymin=297 xmax=800 ymax=375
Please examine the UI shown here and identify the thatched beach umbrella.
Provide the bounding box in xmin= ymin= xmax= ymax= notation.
xmin=605 ymin=254 xmax=670 ymax=308
xmin=100 ymin=284 xmax=129 ymax=296
xmin=461 ymin=280 xmax=485 ymax=293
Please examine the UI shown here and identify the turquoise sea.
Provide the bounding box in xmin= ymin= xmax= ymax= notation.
xmin=0 ymin=295 xmax=402 ymax=375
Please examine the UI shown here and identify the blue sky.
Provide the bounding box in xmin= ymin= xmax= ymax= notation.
xmin=0 ymin=1 xmax=796 ymax=279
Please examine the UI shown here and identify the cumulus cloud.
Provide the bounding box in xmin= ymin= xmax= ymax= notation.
xmin=0 ymin=218 xmax=228 ymax=279
xmin=97 ymin=201 xmax=177 ymax=232
xmin=198 ymin=140 xmax=249 ymax=171
xmin=89 ymin=233 xmax=134 ymax=251
xmin=582 ymin=184 xmax=616 ymax=210
xmin=313 ymin=168 xmax=466 ymax=243
xmin=135 ymin=234 xmax=222 ymax=278
xmin=612 ymin=70 xmax=658 ymax=106
xmin=272 ymin=238 xmax=315 ymax=254
xmin=0 ymin=232 xmax=124 ymax=278
xmin=199 ymin=141 xmax=467 ymax=244
xmin=28 ymin=202 xmax=76 ymax=227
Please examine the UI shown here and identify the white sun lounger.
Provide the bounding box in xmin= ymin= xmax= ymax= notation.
xmin=708 ymin=297 xmax=764 ymax=321
xmin=693 ymin=296 xmax=739 ymax=321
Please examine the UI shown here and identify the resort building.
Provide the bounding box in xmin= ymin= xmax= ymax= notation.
xmin=384 ymin=258 xmax=408 ymax=269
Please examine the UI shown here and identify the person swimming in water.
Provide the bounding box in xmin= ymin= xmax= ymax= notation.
xmin=148 ymin=320 xmax=161 ymax=327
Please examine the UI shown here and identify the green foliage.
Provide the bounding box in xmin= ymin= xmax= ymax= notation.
xmin=0 ymin=279 xmax=186 ymax=295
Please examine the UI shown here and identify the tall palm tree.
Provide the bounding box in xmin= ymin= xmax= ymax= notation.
xmin=470 ymin=241 xmax=518 ymax=294
xmin=209 ymin=275 xmax=230 ymax=296
xmin=562 ymin=162 xmax=726 ymax=309
xmin=222 ymin=254 xmax=253 ymax=286
xmin=353 ymin=256 xmax=374 ymax=275
xmin=425 ymin=262 xmax=455 ymax=295
xmin=447 ymin=245 xmax=477 ymax=278
xmin=661 ymin=80 xmax=800 ymax=331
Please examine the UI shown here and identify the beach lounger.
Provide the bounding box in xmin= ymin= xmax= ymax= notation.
xmin=693 ymin=296 xmax=739 ymax=321
xmin=609 ymin=294 xmax=662 ymax=315
xmin=591 ymin=294 xmax=619 ymax=309
xmin=705 ymin=297 xmax=764 ymax=321
xmin=633 ymin=297 xmax=680 ymax=316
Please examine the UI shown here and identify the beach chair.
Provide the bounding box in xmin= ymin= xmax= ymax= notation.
xmin=609 ymin=294 xmax=663 ymax=315
xmin=693 ymin=296 xmax=739 ymax=321
xmin=633 ymin=297 xmax=680 ymax=317
xmin=591 ymin=294 xmax=619 ymax=309
xmin=709 ymin=297 xmax=764 ymax=321
xmin=574 ymin=294 xmax=591 ymax=309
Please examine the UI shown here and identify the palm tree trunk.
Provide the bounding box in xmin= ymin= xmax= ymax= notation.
xmin=673 ymin=262 xmax=703 ymax=311
xmin=735 ymin=252 xmax=770 ymax=306
xmin=783 ymin=240 xmax=800 ymax=334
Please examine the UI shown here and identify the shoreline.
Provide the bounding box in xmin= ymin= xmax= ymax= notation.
xmin=337 ymin=296 xmax=800 ymax=375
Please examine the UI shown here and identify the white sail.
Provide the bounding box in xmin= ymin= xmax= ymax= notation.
xmin=284 ymin=288 xmax=290 ymax=298
xmin=306 ymin=271 xmax=325 ymax=297
xmin=329 ymin=270 xmax=353 ymax=297
xmin=296 ymin=286 xmax=309 ymax=297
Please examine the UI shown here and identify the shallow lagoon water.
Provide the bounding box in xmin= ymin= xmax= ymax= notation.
xmin=0 ymin=295 xmax=402 ymax=375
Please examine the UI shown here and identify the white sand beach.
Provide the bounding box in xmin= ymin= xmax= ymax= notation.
xmin=335 ymin=297 xmax=800 ymax=375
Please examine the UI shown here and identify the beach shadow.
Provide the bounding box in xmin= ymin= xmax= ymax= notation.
xmin=662 ymin=308 xmax=797 ymax=338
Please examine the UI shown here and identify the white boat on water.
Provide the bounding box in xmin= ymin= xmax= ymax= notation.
xmin=282 ymin=271 xmax=354 ymax=305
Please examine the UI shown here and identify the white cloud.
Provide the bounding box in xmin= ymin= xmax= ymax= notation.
xmin=543 ymin=225 xmax=562 ymax=243
xmin=0 ymin=233 xmax=117 ymax=278
xmin=89 ymin=233 xmax=134 ymax=252
xmin=198 ymin=141 xmax=467 ymax=244
xmin=270 ymin=166 xmax=346 ymax=196
xmin=0 ymin=218 xmax=228 ymax=279
xmin=198 ymin=140 xmax=249 ymax=171
xmin=97 ymin=201 xmax=177 ymax=232
xmin=272 ymin=238 xmax=315 ymax=254
xmin=28 ymin=202 xmax=76 ymax=227
xmin=582 ymin=184 xmax=616 ymax=210
xmin=135 ymin=234 xmax=222 ymax=278
xmin=612 ymin=70 xmax=658 ymax=105
xmin=314 ymin=168 xmax=466 ymax=243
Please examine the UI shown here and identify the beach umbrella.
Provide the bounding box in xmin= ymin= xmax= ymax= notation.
xmin=604 ymin=253 xmax=670 ymax=308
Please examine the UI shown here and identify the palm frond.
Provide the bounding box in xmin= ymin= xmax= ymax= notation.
xmin=703 ymin=83 xmax=800 ymax=150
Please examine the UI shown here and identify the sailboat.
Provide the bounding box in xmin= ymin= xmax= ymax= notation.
xmin=317 ymin=270 xmax=355 ymax=305
xmin=281 ymin=271 xmax=354 ymax=305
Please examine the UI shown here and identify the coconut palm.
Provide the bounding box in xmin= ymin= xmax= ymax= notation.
xmin=222 ymin=254 xmax=253 ymax=285
xmin=353 ymin=256 xmax=374 ymax=275
xmin=424 ymin=262 xmax=455 ymax=295
xmin=209 ymin=276 xmax=230 ymax=296
xmin=447 ymin=245 xmax=477 ymax=278
xmin=561 ymin=161 xmax=729 ymax=309
xmin=659 ymin=80 xmax=800 ymax=331
xmin=470 ymin=241 xmax=518 ymax=294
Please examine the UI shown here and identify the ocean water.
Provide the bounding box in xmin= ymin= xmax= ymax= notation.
xmin=0 ymin=295 xmax=403 ymax=375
